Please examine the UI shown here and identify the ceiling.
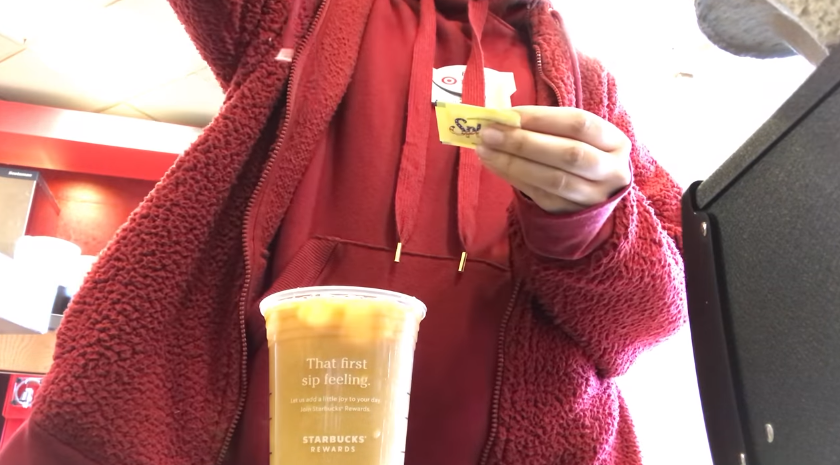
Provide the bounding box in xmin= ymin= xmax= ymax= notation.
xmin=0 ymin=0 xmax=224 ymax=128
xmin=0 ymin=0 xmax=817 ymax=183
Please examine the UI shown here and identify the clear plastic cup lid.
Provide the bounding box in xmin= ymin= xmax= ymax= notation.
xmin=259 ymin=286 xmax=427 ymax=319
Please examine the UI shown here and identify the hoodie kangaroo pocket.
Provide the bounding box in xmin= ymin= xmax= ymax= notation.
xmin=235 ymin=237 xmax=338 ymax=465
xmin=264 ymin=238 xmax=338 ymax=296
xmin=248 ymin=238 xmax=337 ymax=339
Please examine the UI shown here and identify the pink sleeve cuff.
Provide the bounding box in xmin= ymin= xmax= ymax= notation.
xmin=514 ymin=184 xmax=630 ymax=261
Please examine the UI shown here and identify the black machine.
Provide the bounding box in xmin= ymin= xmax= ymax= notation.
xmin=682 ymin=48 xmax=840 ymax=465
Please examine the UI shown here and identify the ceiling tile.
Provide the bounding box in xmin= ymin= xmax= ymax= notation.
xmin=0 ymin=49 xmax=117 ymax=111
xmin=193 ymin=67 xmax=221 ymax=86
xmin=0 ymin=34 xmax=24 ymax=62
xmin=15 ymin=0 xmax=209 ymax=105
xmin=128 ymin=71 xmax=224 ymax=127
xmin=101 ymin=103 xmax=156 ymax=121
xmin=98 ymin=0 xmax=209 ymax=74
xmin=0 ymin=0 xmax=116 ymax=44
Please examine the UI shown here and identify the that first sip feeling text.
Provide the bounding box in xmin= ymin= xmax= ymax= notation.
xmin=301 ymin=357 xmax=370 ymax=389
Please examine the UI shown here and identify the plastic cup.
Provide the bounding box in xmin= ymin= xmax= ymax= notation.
xmin=260 ymin=286 xmax=427 ymax=465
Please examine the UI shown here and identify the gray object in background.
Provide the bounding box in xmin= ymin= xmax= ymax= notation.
xmin=682 ymin=48 xmax=840 ymax=465
xmin=694 ymin=0 xmax=838 ymax=65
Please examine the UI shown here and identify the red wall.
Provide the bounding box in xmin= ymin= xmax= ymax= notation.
xmin=36 ymin=170 xmax=156 ymax=256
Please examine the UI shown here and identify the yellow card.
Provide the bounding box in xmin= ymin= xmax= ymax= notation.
xmin=434 ymin=101 xmax=521 ymax=149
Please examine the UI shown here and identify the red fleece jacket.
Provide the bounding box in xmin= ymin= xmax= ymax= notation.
xmin=0 ymin=0 xmax=686 ymax=464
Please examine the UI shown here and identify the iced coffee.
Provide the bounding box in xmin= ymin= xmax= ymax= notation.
xmin=260 ymin=286 xmax=426 ymax=465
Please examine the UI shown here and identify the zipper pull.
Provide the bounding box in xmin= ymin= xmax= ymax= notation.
xmin=276 ymin=48 xmax=294 ymax=62
xmin=458 ymin=251 xmax=467 ymax=272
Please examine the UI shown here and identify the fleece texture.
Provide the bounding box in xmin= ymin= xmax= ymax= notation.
xmin=479 ymin=7 xmax=687 ymax=465
xmin=0 ymin=1 xmax=686 ymax=465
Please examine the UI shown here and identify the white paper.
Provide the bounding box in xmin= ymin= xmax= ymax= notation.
xmin=431 ymin=65 xmax=517 ymax=109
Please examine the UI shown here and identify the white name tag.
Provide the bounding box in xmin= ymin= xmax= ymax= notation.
xmin=431 ymin=65 xmax=517 ymax=109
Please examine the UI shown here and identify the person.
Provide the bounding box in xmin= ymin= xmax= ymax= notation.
xmin=0 ymin=0 xmax=686 ymax=463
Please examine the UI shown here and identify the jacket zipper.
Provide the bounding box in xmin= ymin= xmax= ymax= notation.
xmin=534 ymin=46 xmax=564 ymax=106
xmin=477 ymin=37 xmax=568 ymax=465
xmin=477 ymin=44 xmax=563 ymax=465
xmin=478 ymin=281 xmax=522 ymax=465
xmin=477 ymin=45 xmax=564 ymax=465
xmin=478 ymin=23 xmax=577 ymax=465
xmin=477 ymin=46 xmax=561 ymax=465
xmin=214 ymin=1 xmax=332 ymax=464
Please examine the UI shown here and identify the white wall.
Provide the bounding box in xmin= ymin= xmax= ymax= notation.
xmin=557 ymin=1 xmax=816 ymax=464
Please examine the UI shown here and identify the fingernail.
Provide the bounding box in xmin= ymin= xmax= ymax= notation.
xmin=480 ymin=127 xmax=504 ymax=146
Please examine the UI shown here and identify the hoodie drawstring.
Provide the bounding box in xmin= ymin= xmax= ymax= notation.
xmin=457 ymin=0 xmax=490 ymax=271
xmin=395 ymin=0 xmax=490 ymax=272
xmin=394 ymin=0 xmax=437 ymax=264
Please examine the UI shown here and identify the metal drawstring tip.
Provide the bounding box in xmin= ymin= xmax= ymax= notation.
xmin=458 ymin=251 xmax=467 ymax=272
xmin=395 ymin=242 xmax=403 ymax=263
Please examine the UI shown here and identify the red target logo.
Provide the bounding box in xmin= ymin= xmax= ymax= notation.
xmin=441 ymin=76 xmax=458 ymax=85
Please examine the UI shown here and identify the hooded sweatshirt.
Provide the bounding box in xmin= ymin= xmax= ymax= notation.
xmin=0 ymin=0 xmax=686 ymax=464
xmin=225 ymin=1 xmax=566 ymax=463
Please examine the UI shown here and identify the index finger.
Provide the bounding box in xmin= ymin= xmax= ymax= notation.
xmin=513 ymin=106 xmax=629 ymax=153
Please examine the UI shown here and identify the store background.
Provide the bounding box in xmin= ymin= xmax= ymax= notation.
xmin=0 ymin=0 xmax=816 ymax=463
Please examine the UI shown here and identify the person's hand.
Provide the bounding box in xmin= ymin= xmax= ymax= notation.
xmin=476 ymin=106 xmax=632 ymax=214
